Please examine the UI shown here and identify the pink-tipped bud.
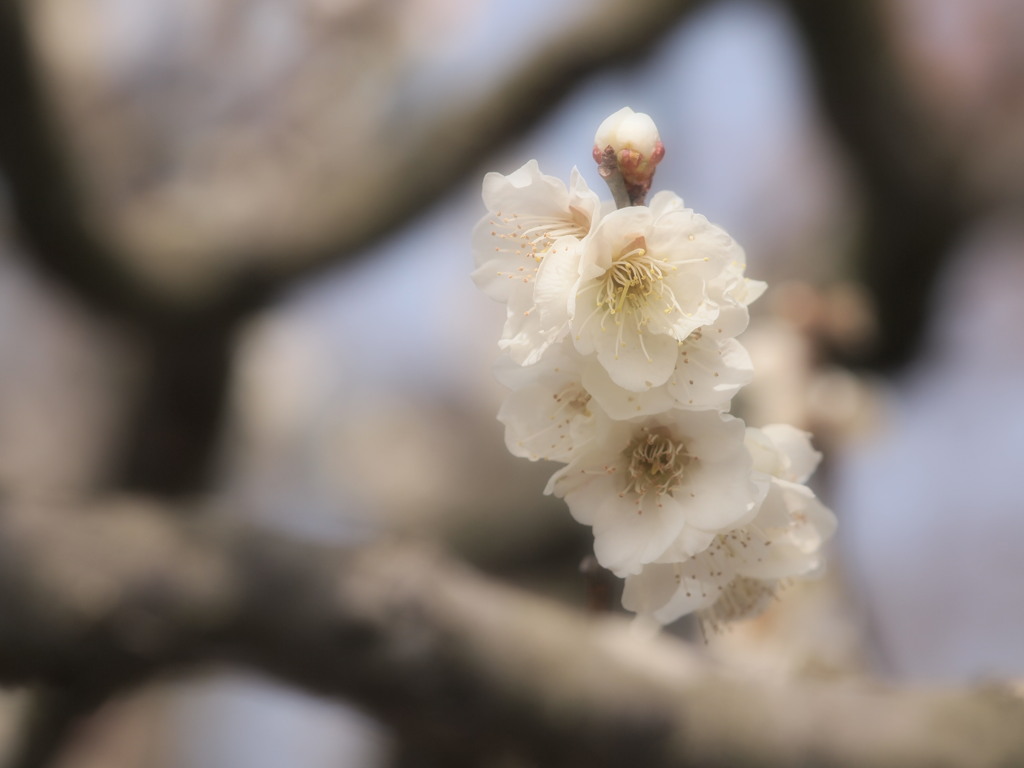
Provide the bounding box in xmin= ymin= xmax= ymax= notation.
xmin=593 ymin=107 xmax=665 ymax=206
xmin=593 ymin=107 xmax=664 ymax=186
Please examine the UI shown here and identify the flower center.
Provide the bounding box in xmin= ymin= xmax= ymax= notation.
xmin=597 ymin=237 xmax=664 ymax=319
xmin=623 ymin=430 xmax=692 ymax=497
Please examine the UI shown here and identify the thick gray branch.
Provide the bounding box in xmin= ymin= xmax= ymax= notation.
xmin=0 ymin=0 xmax=705 ymax=319
xmin=0 ymin=501 xmax=1021 ymax=767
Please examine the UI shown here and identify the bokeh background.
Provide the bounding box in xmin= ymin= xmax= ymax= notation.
xmin=2 ymin=0 xmax=1024 ymax=765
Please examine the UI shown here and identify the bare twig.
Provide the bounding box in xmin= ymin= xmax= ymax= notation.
xmin=595 ymin=146 xmax=633 ymax=209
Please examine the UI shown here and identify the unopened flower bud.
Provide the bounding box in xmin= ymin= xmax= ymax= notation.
xmin=592 ymin=107 xmax=665 ymax=206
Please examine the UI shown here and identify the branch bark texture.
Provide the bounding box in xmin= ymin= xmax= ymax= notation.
xmin=0 ymin=501 xmax=1021 ymax=768
xmin=0 ymin=0 xmax=706 ymax=318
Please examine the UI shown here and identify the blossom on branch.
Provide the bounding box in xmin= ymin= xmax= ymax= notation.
xmin=495 ymin=340 xmax=608 ymax=463
xmin=472 ymin=160 xmax=602 ymax=364
xmin=621 ymin=425 xmax=836 ymax=628
xmin=545 ymin=410 xmax=761 ymax=577
xmin=471 ymin=107 xmax=834 ymax=631
xmin=570 ymin=202 xmax=735 ymax=390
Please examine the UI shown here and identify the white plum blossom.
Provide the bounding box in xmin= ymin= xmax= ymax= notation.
xmin=570 ymin=200 xmax=748 ymax=391
xmin=472 ymin=160 xmax=602 ymax=364
xmin=494 ymin=340 xmax=607 ymax=463
xmin=647 ymin=190 xmax=767 ymax=338
xmin=621 ymin=424 xmax=836 ymax=627
xmin=471 ymin=159 xmax=600 ymax=301
xmin=498 ymin=235 xmax=583 ymax=365
xmin=472 ymin=107 xmax=835 ymax=630
xmin=545 ymin=411 xmax=759 ymax=577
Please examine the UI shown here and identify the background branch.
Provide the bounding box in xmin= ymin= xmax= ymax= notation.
xmin=3 ymin=687 xmax=109 ymax=768
xmin=0 ymin=0 xmax=708 ymax=321
xmin=781 ymin=0 xmax=973 ymax=371
xmin=0 ymin=1 xmax=157 ymax=320
xmin=0 ymin=500 xmax=1021 ymax=768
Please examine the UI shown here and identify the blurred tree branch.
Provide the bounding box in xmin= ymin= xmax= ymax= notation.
xmin=0 ymin=0 xmax=707 ymax=320
xmin=781 ymin=0 xmax=973 ymax=371
xmin=4 ymin=687 xmax=108 ymax=768
xmin=0 ymin=500 xmax=1022 ymax=768
xmin=0 ymin=0 xmax=158 ymax=319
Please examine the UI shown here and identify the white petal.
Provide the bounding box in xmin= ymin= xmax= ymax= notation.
xmin=664 ymin=336 xmax=753 ymax=410
xmin=655 ymin=525 xmax=718 ymax=560
xmin=533 ymin=237 xmax=584 ymax=333
xmin=624 ymin=559 xmax=731 ymax=625
xmin=685 ymin=411 xmax=747 ymax=462
xmin=591 ymin=324 xmax=678 ymax=391
xmin=591 ymin=496 xmax=692 ymax=576
xmin=621 ymin=562 xmax=680 ymax=616
xmin=581 ymin=359 xmax=677 ymax=419
xmin=496 ymin=346 xmax=604 ymax=463
xmin=678 ymin=466 xmax=758 ymax=532
xmin=761 ymin=424 xmax=822 ymax=483
xmin=647 ymin=190 xmax=686 ymax=218
xmin=744 ymin=427 xmax=780 ymax=475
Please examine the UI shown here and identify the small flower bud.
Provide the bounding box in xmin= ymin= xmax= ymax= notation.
xmin=595 ymin=107 xmax=660 ymax=160
xmin=592 ymin=107 xmax=665 ymax=206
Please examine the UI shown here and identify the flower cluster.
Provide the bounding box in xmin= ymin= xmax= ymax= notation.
xmin=472 ymin=108 xmax=835 ymax=630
